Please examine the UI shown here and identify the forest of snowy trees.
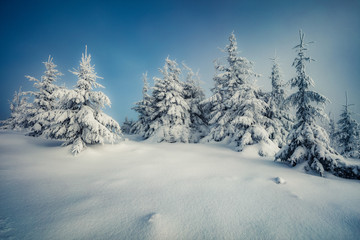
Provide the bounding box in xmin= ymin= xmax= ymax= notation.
xmin=1 ymin=31 xmax=359 ymax=179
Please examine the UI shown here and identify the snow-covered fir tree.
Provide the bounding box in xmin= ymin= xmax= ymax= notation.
xmin=145 ymin=57 xmax=190 ymax=143
xmin=265 ymin=56 xmax=293 ymax=148
xmin=182 ymin=63 xmax=208 ymax=142
xmin=43 ymin=46 xmax=121 ymax=154
xmin=25 ymin=56 xmax=62 ymax=136
xmin=203 ymin=32 xmax=276 ymax=155
xmin=0 ymin=87 xmax=32 ymax=130
xmin=121 ymin=117 xmax=134 ymax=135
xmin=131 ymin=72 xmax=154 ymax=137
xmin=337 ymin=93 xmax=360 ymax=158
xmin=275 ymin=31 xmax=360 ymax=179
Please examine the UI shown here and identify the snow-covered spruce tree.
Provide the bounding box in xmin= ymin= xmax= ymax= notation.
xmin=131 ymin=72 xmax=154 ymax=137
xmin=0 ymin=87 xmax=32 ymax=130
xmin=121 ymin=117 xmax=134 ymax=135
xmin=203 ymin=32 xmax=276 ymax=155
xmin=337 ymin=93 xmax=360 ymax=158
xmin=275 ymin=31 xmax=360 ymax=179
xmin=265 ymin=56 xmax=293 ymax=148
xmin=145 ymin=57 xmax=190 ymax=143
xmin=43 ymin=46 xmax=121 ymax=154
xmin=182 ymin=63 xmax=208 ymax=142
xmin=25 ymin=56 xmax=62 ymax=136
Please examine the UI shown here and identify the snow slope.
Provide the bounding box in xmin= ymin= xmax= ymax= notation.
xmin=0 ymin=131 xmax=359 ymax=240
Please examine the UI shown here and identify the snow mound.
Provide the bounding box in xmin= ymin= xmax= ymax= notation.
xmin=146 ymin=213 xmax=161 ymax=223
xmin=274 ymin=177 xmax=286 ymax=184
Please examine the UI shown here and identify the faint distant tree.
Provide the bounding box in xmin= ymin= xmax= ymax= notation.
xmin=0 ymin=87 xmax=32 ymax=130
xmin=121 ymin=117 xmax=134 ymax=135
xmin=265 ymin=56 xmax=293 ymax=148
xmin=182 ymin=63 xmax=208 ymax=142
xmin=337 ymin=92 xmax=360 ymax=158
xmin=327 ymin=112 xmax=337 ymax=149
xmin=131 ymin=72 xmax=154 ymax=137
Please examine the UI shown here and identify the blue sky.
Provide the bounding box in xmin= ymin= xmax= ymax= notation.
xmin=0 ymin=0 xmax=359 ymax=123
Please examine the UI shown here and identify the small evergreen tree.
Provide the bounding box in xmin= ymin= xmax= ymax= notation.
xmin=25 ymin=56 xmax=62 ymax=136
xmin=203 ymin=32 xmax=275 ymax=155
xmin=275 ymin=31 xmax=360 ymax=178
xmin=182 ymin=63 xmax=208 ymax=142
xmin=337 ymin=93 xmax=360 ymax=158
xmin=266 ymin=56 xmax=293 ymax=148
xmin=0 ymin=87 xmax=32 ymax=130
xmin=43 ymin=46 xmax=121 ymax=154
xmin=131 ymin=72 xmax=154 ymax=137
xmin=145 ymin=57 xmax=190 ymax=143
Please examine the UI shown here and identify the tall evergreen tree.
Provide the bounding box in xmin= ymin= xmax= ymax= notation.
xmin=182 ymin=63 xmax=208 ymax=142
xmin=25 ymin=56 xmax=62 ymax=136
xmin=145 ymin=57 xmax=190 ymax=143
xmin=275 ymin=31 xmax=359 ymax=178
xmin=131 ymin=72 xmax=153 ymax=137
xmin=43 ymin=47 xmax=121 ymax=154
xmin=266 ymin=56 xmax=293 ymax=148
xmin=337 ymin=93 xmax=360 ymax=158
xmin=203 ymin=32 xmax=275 ymax=155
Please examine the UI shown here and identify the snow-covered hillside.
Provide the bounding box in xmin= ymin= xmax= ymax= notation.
xmin=0 ymin=131 xmax=359 ymax=240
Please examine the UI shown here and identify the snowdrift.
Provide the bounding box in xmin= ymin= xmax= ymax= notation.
xmin=0 ymin=132 xmax=359 ymax=239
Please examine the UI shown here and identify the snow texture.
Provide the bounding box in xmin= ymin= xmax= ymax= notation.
xmin=0 ymin=131 xmax=360 ymax=240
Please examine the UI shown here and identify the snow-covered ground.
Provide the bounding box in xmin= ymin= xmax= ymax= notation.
xmin=0 ymin=131 xmax=359 ymax=240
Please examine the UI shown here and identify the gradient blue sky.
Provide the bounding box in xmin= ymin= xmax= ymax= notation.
xmin=1 ymin=0 xmax=359 ymax=123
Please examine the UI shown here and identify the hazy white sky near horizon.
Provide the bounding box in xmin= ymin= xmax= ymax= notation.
xmin=0 ymin=0 xmax=359 ymax=123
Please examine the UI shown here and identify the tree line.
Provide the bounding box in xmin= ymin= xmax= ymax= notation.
xmin=1 ymin=31 xmax=359 ymax=179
